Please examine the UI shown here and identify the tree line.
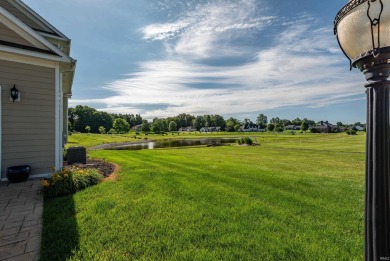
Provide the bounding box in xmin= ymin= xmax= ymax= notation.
xmin=69 ymin=105 xmax=227 ymax=134
xmin=68 ymin=105 xmax=361 ymax=134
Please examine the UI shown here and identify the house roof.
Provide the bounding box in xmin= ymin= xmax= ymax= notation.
xmin=0 ymin=0 xmax=76 ymax=96
xmin=312 ymin=125 xmax=329 ymax=129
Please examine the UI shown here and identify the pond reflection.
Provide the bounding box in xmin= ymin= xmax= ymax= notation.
xmin=108 ymin=138 xmax=238 ymax=151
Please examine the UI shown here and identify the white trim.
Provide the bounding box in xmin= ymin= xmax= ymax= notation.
xmin=0 ymin=51 xmax=57 ymax=68
xmin=38 ymin=31 xmax=68 ymax=41
xmin=59 ymin=73 xmax=64 ymax=168
xmin=0 ymin=5 xmax=72 ymax=63
xmin=30 ymin=173 xmax=51 ymax=179
xmin=55 ymin=63 xmax=61 ymax=171
xmin=0 ymin=45 xmax=67 ymax=63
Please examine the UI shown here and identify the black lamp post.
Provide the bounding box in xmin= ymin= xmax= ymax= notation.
xmin=334 ymin=0 xmax=390 ymax=260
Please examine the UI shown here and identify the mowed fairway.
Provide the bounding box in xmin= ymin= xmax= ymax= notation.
xmin=41 ymin=133 xmax=365 ymax=260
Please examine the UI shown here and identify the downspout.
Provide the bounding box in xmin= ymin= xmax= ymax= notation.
xmin=61 ymin=60 xmax=76 ymax=146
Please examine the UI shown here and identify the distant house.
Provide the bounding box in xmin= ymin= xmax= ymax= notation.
xmin=284 ymin=125 xmax=301 ymax=131
xmin=200 ymin=127 xmax=221 ymax=133
xmin=0 ymin=0 xmax=76 ymax=181
xmin=239 ymin=122 xmax=260 ymax=132
xmin=132 ymin=124 xmax=142 ymax=131
xmin=179 ymin=126 xmax=197 ymax=132
xmin=311 ymin=121 xmax=340 ymax=133
xmin=354 ymin=125 xmax=365 ymax=131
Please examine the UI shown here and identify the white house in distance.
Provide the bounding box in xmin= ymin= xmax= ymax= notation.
xmin=0 ymin=0 xmax=76 ymax=181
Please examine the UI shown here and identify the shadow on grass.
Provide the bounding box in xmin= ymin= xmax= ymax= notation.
xmin=40 ymin=195 xmax=78 ymax=261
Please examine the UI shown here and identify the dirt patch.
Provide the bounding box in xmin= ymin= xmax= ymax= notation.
xmin=64 ymin=159 xmax=117 ymax=179
xmin=103 ymin=163 xmax=120 ymax=182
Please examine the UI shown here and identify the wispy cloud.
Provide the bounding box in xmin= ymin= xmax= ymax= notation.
xmin=141 ymin=0 xmax=274 ymax=58
xmin=70 ymin=0 xmax=363 ymax=120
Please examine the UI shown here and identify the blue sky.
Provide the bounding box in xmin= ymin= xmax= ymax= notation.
xmin=24 ymin=0 xmax=365 ymax=123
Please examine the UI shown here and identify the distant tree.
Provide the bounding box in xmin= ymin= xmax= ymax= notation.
xmin=68 ymin=107 xmax=76 ymax=131
xmin=280 ymin=119 xmax=292 ymax=127
xmin=292 ymin=118 xmax=302 ymax=126
xmin=73 ymin=105 xmax=96 ymax=132
xmin=85 ymin=125 xmax=91 ymax=133
xmin=175 ymin=113 xmax=194 ymax=128
xmin=204 ymin=115 xmax=211 ymax=127
xmin=303 ymin=118 xmax=316 ymax=127
xmin=98 ymin=126 xmax=106 ymax=134
xmin=267 ymin=123 xmax=275 ymax=132
xmin=211 ymin=115 xmax=226 ymax=130
xmin=113 ymin=118 xmax=130 ymax=133
xmin=151 ymin=119 xmax=165 ymax=133
xmin=192 ymin=116 xmax=205 ymax=131
xmin=270 ymin=117 xmax=280 ymax=127
xmin=135 ymin=114 xmax=143 ymax=125
xmin=226 ymin=121 xmax=235 ymax=132
xmin=275 ymin=126 xmax=284 ymax=132
xmin=168 ymin=121 xmax=177 ymax=132
xmin=301 ymin=121 xmax=309 ymax=132
xmin=70 ymin=105 xmax=115 ymax=133
xmin=161 ymin=119 xmax=168 ymax=132
xmin=91 ymin=111 xmax=113 ymax=133
xmin=225 ymin=117 xmax=240 ymax=132
xmin=141 ymin=120 xmax=150 ymax=132
xmin=336 ymin=121 xmax=344 ymax=127
xmin=256 ymin=114 xmax=268 ymax=129
xmin=234 ymin=124 xmax=241 ymax=132
xmin=150 ymin=123 xmax=160 ymax=133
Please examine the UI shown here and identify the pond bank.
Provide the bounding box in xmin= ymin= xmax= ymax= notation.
xmin=88 ymin=137 xmax=239 ymax=151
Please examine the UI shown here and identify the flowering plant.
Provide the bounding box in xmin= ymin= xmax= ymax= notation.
xmin=42 ymin=167 xmax=102 ymax=199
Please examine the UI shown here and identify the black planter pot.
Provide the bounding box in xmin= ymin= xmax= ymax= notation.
xmin=6 ymin=165 xmax=31 ymax=183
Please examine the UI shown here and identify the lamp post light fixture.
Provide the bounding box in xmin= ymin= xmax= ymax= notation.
xmin=334 ymin=0 xmax=390 ymax=260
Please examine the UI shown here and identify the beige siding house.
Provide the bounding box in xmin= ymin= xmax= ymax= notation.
xmin=0 ymin=0 xmax=76 ymax=181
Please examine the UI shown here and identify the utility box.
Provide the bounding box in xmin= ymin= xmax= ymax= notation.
xmin=67 ymin=146 xmax=86 ymax=164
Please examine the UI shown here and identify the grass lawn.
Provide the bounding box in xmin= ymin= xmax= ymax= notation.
xmin=42 ymin=133 xmax=365 ymax=260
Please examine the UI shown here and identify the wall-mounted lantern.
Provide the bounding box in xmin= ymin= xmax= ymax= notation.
xmin=9 ymin=85 xmax=19 ymax=102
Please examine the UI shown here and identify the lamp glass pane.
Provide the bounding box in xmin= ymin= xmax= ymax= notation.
xmin=337 ymin=0 xmax=390 ymax=60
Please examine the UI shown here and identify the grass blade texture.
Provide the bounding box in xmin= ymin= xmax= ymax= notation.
xmin=41 ymin=133 xmax=365 ymax=260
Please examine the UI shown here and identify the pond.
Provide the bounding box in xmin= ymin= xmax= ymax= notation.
xmin=104 ymin=138 xmax=239 ymax=151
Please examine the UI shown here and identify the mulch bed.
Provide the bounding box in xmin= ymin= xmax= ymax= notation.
xmin=64 ymin=159 xmax=116 ymax=178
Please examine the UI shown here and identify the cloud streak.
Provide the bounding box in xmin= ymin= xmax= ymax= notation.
xmin=141 ymin=0 xmax=274 ymax=58
xmin=70 ymin=0 xmax=363 ymax=120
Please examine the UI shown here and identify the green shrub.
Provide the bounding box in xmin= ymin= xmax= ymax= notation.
xmin=275 ymin=127 xmax=284 ymax=132
xmin=42 ymin=167 xmax=103 ymax=199
xmin=107 ymin=128 xmax=117 ymax=134
xmin=98 ymin=126 xmax=106 ymax=134
xmin=346 ymin=129 xmax=357 ymax=135
xmin=237 ymin=137 xmax=253 ymax=145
